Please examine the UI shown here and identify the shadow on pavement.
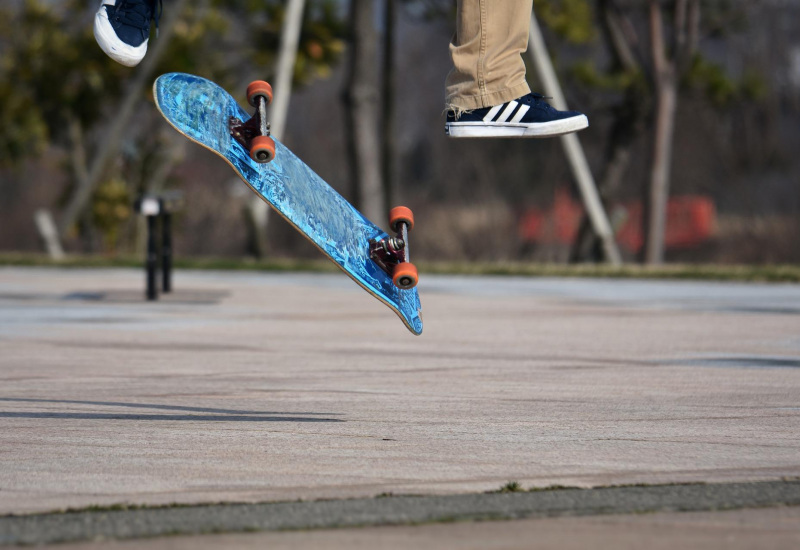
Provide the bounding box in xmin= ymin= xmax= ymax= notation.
xmin=0 ymin=398 xmax=343 ymax=422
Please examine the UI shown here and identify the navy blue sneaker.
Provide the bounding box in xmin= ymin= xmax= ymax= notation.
xmin=445 ymin=93 xmax=588 ymax=138
xmin=94 ymin=0 xmax=162 ymax=67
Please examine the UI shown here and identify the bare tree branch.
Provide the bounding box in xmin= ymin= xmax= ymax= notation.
xmin=599 ymin=0 xmax=639 ymax=72
xmin=688 ymin=0 xmax=701 ymax=57
xmin=649 ymin=0 xmax=668 ymax=82
xmin=674 ymin=0 xmax=688 ymax=54
xmin=67 ymin=116 xmax=90 ymax=199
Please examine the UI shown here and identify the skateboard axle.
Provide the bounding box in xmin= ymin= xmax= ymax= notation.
xmin=385 ymin=237 xmax=406 ymax=253
xmin=230 ymin=116 xmax=271 ymax=148
xmin=370 ymin=218 xmax=415 ymax=289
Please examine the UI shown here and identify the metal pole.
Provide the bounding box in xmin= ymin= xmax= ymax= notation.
xmin=146 ymin=214 xmax=159 ymax=301
xmin=161 ymin=210 xmax=172 ymax=293
xmin=527 ymin=12 xmax=623 ymax=266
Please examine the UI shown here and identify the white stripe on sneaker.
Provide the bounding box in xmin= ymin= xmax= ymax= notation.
xmin=482 ymin=105 xmax=503 ymax=122
xmin=510 ymin=104 xmax=530 ymax=123
xmin=495 ymin=101 xmax=519 ymax=123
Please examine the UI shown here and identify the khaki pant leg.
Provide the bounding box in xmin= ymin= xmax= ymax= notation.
xmin=445 ymin=0 xmax=533 ymax=112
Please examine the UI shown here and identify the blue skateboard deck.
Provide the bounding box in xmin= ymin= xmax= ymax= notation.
xmin=154 ymin=73 xmax=422 ymax=335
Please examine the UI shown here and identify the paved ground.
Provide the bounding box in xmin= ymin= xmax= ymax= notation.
xmin=1 ymin=267 xmax=799 ymax=545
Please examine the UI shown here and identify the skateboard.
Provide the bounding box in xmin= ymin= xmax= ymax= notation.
xmin=153 ymin=73 xmax=423 ymax=335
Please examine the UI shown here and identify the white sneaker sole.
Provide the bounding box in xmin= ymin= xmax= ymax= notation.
xmin=94 ymin=3 xmax=148 ymax=67
xmin=446 ymin=115 xmax=589 ymax=138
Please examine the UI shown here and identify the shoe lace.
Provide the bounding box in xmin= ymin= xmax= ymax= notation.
xmin=526 ymin=92 xmax=559 ymax=112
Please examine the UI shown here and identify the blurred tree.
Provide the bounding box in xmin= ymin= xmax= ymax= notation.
xmin=239 ymin=0 xmax=346 ymax=86
xmin=345 ymin=0 xmax=384 ymax=222
xmin=0 ymin=0 xmax=346 ymax=254
xmin=0 ymin=0 xmax=127 ymax=166
xmin=545 ymin=0 xmax=762 ymax=264
xmin=640 ymin=0 xmax=699 ymax=265
xmin=536 ymin=0 xmax=597 ymax=44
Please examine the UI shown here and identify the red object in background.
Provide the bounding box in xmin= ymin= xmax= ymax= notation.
xmin=519 ymin=189 xmax=715 ymax=252
xmin=519 ymin=189 xmax=582 ymax=244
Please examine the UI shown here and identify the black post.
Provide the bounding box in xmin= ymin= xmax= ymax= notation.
xmin=161 ymin=210 xmax=172 ymax=293
xmin=146 ymin=214 xmax=159 ymax=301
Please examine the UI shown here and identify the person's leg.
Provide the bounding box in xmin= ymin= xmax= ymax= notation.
xmin=444 ymin=0 xmax=588 ymax=138
xmin=445 ymin=0 xmax=533 ymax=114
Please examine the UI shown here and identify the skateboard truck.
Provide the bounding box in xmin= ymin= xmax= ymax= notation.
xmin=230 ymin=80 xmax=276 ymax=164
xmin=370 ymin=206 xmax=419 ymax=290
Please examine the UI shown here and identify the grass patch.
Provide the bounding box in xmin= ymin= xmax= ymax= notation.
xmin=1 ymin=253 xmax=799 ymax=283
xmin=491 ymin=481 xmax=524 ymax=494
xmin=0 ymin=253 xmax=337 ymax=274
xmin=526 ymin=484 xmax=583 ymax=492
xmin=489 ymin=480 xmax=712 ymax=494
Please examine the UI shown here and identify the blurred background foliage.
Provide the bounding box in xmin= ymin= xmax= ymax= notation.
xmin=534 ymin=0 xmax=596 ymax=44
xmin=0 ymin=0 xmax=798 ymax=265
xmin=0 ymin=0 xmax=126 ymax=164
xmin=0 ymin=0 xmax=346 ymax=166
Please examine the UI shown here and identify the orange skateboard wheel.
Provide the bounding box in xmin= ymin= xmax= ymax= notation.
xmin=389 ymin=206 xmax=414 ymax=232
xmin=392 ymin=262 xmax=418 ymax=290
xmin=247 ymin=80 xmax=273 ymax=107
xmin=250 ymin=135 xmax=276 ymax=163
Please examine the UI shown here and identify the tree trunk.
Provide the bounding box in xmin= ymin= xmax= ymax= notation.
xmin=344 ymin=0 xmax=385 ymax=223
xmin=645 ymin=80 xmax=677 ymax=264
xmin=381 ymin=0 xmax=396 ymax=209
xmin=643 ymin=1 xmax=678 ymax=265
xmin=571 ymin=1 xmax=650 ymax=262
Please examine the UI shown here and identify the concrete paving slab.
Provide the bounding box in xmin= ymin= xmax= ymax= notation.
xmin=40 ymin=506 xmax=800 ymax=550
xmin=0 ymin=267 xmax=799 ymax=515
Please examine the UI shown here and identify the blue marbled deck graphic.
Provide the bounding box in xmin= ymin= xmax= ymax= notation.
xmin=154 ymin=73 xmax=422 ymax=335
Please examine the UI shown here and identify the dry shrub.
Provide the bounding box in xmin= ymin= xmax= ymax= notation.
xmin=414 ymin=201 xmax=521 ymax=262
